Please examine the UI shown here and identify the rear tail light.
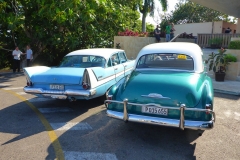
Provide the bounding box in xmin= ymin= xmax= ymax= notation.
xmin=27 ymin=81 xmax=33 ymax=86
xmin=206 ymin=104 xmax=211 ymax=114
xmin=107 ymin=95 xmax=113 ymax=104
xmin=82 ymin=82 xmax=89 ymax=90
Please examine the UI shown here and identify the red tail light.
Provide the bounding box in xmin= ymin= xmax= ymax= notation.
xmin=27 ymin=82 xmax=33 ymax=86
xmin=82 ymin=82 xmax=89 ymax=90
xmin=206 ymin=104 xmax=211 ymax=114
xmin=107 ymin=95 xmax=113 ymax=104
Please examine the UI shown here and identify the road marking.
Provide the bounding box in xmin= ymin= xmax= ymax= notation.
xmin=1 ymin=89 xmax=64 ymax=160
xmin=50 ymin=122 xmax=92 ymax=131
xmin=64 ymin=151 xmax=118 ymax=160
xmin=28 ymin=97 xmax=55 ymax=102
xmin=38 ymin=107 xmax=73 ymax=113
xmin=4 ymin=87 xmax=23 ymax=90
xmin=16 ymin=92 xmax=27 ymax=95
xmin=0 ymin=83 xmax=11 ymax=86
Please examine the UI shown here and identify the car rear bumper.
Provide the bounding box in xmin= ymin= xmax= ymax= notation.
xmin=23 ymin=86 xmax=96 ymax=99
xmin=105 ymin=99 xmax=215 ymax=130
xmin=106 ymin=110 xmax=214 ymax=130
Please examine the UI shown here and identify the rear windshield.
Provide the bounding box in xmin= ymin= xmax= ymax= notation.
xmin=136 ymin=53 xmax=194 ymax=70
xmin=59 ymin=55 xmax=106 ymax=68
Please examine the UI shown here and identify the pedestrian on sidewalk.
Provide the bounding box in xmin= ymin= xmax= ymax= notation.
xmin=170 ymin=23 xmax=176 ymax=40
xmin=12 ymin=46 xmax=25 ymax=73
xmin=165 ymin=22 xmax=171 ymax=42
xmin=154 ymin=25 xmax=161 ymax=43
xmin=26 ymin=45 xmax=33 ymax=67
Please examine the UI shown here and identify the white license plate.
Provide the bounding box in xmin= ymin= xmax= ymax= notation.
xmin=142 ymin=106 xmax=168 ymax=116
xmin=50 ymin=84 xmax=64 ymax=90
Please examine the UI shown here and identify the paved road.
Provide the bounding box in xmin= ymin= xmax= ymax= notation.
xmin=0 ymin=73 xmax=240 ymax=160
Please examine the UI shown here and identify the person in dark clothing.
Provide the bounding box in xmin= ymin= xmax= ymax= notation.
xmin=154 ymin=25 xmax=161 ymax=42
xmin=225 ymin=27 xmax=232 ymax=33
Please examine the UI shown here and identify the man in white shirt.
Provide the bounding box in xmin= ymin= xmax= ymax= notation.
xmin=12 ymin=46 xmax=24 ymax=73
xmin=26 ymin=45 xmax=33 ymax=67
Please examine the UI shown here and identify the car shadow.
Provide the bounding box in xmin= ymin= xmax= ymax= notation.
xmin=46 ymin=110 xmax=201 ymax=160
xmin=0 ymin=72 xmax=24 ymax=85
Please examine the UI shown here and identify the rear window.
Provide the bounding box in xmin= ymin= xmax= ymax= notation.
xmin=136 ymin=53 xmax=194 ymax=70
xmin=59 ymin=55 xmax=106 ymax=68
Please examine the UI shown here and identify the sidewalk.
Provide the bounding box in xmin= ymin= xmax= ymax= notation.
xmin=212 ymin=79 xmax=240 ymax=95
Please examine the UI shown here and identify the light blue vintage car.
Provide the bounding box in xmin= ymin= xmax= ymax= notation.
xmin=23 ymin=48 xmax=135 ymax=101
xmin=105 ymin=42 xmax=215 ymax=130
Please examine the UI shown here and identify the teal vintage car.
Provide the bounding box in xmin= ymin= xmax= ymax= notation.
xmin=105 ymin=42 xmax=215 ymax=130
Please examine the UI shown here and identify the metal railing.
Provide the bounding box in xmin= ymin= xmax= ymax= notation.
xmin=197 ymin=33 xmax=240 ymax=48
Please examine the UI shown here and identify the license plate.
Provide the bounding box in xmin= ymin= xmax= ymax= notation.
xmin=142 ymin=106 xmax=168 ymax=116
xmin=50 ymin=84 xmax=64 ymax=90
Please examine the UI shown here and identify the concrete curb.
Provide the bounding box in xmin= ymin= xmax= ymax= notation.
xmin=214 ymin=89 xmax=240 ymax=96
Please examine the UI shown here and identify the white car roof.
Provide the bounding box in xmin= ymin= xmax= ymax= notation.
xmin=66 ymin=48 xmax=124 ymax=60
xmin=135 ymin=42 xmax=204 ymax=72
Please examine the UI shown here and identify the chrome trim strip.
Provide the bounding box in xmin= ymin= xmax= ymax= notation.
xmin=42 ymin=94 xmax=67 ymax=99
xmin=141 ymin=93 xmax=171 ymax=99
xmin=106 ymin=110 xmax=214 ymax=130
xmin=105 ymin=100 xmax=215 ymax=130
xmin=23 ymin=87 xmax=96 ymax=97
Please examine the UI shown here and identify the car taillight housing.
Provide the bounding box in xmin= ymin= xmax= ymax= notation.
xmin=205 ymin=104 xmax=211 ymax=114
xmin=27 ymin=81 xmax=33 ymax=86
xmin=107 ymin=95 xmax=113 ymax=104
xmin=82 ymin=82 xmax=89 ymax=90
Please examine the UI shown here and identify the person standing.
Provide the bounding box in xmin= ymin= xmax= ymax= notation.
xmin=225 ymin=27 xmax=232 ymax=34
xmin=170 ymin=23 xmax=176 ymax=40
xmin=154 ymin=25 xmax=161 ymax=43
xmin=12 ymin=46 xmax=24 ymax=73
xmin=165 ymin=22 xmax=171 ymax=42
xmin=26 ymin=45 xmax=33 ymax=67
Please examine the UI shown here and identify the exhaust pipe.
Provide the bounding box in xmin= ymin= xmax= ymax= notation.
xmin=69 ymin=97 xmax=76 ymax=102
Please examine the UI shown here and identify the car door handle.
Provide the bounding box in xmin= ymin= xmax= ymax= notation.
xmin=115 ymin=68 xmax=118 ymax=70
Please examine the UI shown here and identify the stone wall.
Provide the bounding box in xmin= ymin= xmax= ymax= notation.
xmin=114 ymin=36 xmax=195 ymax=59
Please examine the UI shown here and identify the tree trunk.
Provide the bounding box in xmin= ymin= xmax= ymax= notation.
xmin=142 ymin=12 xmax=147 ymax=32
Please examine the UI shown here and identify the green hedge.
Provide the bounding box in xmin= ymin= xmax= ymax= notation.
xmin=228 ymin=40 xmax=240 ymax=49
xmin=224 ymin=54 xmax=237 ymax=62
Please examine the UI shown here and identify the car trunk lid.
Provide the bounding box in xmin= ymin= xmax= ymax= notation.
xmin=118 ymin=70 xmax=204 ymax=108
xmin=31 ymin=67 xmax=84 ymax=84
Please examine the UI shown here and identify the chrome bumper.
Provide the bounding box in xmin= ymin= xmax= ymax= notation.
xmin=105 ymin=99 xmax=215 ymax=130
xmin=23 ymin=86 xmax=96 ymax=99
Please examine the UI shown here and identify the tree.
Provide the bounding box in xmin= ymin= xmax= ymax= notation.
xmin=139 ymin=0 xmax=168 ymax=32
xmin=168 ymin=1 xmax=234 ymax=24
xmin=0 ymin=0 xmax=141 ymax=68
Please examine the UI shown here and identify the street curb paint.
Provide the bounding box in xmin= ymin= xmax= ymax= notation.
xmin=1 ymin=89 xmax=64 ymax=160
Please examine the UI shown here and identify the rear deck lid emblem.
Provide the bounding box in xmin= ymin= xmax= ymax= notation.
xmin=141 ymin=93 xmax=171 ymax=99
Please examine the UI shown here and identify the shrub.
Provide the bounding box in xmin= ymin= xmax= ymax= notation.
xmin=208 ymin=37 xmax=223 ymax=45
xmin=224 ymin=54 xmax=237 ymax=62
xmin=228 ymin=40 xmax=240 ymax=49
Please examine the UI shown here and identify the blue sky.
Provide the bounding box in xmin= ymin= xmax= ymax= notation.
xmin=146 ymin=0 xmax=179 ymax=25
